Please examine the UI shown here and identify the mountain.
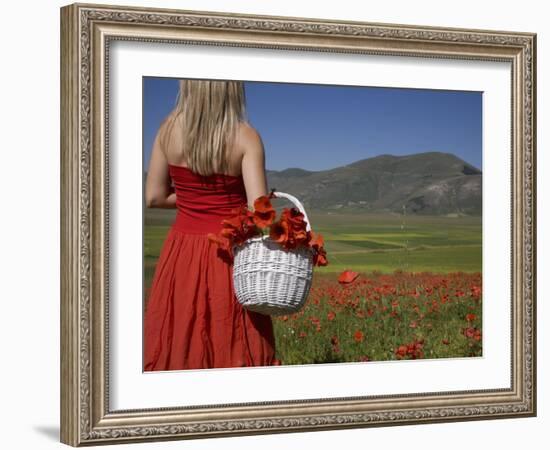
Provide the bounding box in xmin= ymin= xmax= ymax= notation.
xmin=266 ymin=151 xmax=482 ymax=215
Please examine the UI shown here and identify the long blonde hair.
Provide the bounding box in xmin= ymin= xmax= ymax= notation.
xmin=160 ymin=79 xmax=248 ymax=176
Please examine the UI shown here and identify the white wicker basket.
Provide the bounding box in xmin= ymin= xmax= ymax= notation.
xmin=232 ymin=191 xmax=314 ymax=316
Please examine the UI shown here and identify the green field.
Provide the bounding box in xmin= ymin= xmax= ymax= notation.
xmin=309 ymin=210 xmax=481 ymax=274
xmin=143 ymin=208 xmax=481 ymax=299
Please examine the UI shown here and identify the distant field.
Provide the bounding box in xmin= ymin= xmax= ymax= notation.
xmin=143 ymin=208 xmax=481 ymax=302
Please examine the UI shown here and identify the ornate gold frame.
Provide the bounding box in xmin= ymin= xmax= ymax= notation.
xmin=60 ymin=2 xmax=537 ymax=446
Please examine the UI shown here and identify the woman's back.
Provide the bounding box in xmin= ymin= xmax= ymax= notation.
xmin=161 ymin=112 xmax=253 ymax=177
xmin=149 ymin=111 xmax=269 ymax=211
xmin=167 ymin=161 xmax=248 ymax=235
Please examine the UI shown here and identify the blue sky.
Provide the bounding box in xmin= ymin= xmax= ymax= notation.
xmin=143 ymin=78 xmax=482 ymax=171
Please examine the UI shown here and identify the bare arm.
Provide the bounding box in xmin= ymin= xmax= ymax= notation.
xmin=240 ymin=125 xmax=269 ymax=210
xmin=145 ymin=117 xmax=177 ymax=209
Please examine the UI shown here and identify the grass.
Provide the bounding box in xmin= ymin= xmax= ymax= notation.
xmin=143 ymin=208 xmax=482 ymax=301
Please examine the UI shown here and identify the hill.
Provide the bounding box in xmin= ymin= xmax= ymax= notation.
xmin=265 ymin=151 xmax=481 ymax=215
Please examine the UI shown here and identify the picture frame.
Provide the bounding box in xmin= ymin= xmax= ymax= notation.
xmin=60 ymin=2 xmax=537 ymax=446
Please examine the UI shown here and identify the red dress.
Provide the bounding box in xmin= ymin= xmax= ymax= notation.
xmin=143 ymin=163 xmax=276 ymax=371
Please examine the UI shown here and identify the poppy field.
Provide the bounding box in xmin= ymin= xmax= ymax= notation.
xmin=144 ymin=208 xmax=482 ymax=363
xmin=271 ymin=269 xmax=482 ymax=365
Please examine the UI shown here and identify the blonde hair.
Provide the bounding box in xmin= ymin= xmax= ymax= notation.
xmin=160 ymin=79 xmax=248 ymax=176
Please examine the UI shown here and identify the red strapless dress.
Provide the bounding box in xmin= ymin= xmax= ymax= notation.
xmin=143 ymin=164 xmax=276 ymax=371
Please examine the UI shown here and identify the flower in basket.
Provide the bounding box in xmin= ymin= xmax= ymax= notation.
xmin=309 ymin=230 xmax=328 ymax=267
xmin=271 ymin=208 xmax=311 ymax=248
xmin=208 ymin=193 xmax=328 ymax=267
xmin=251 ymin=195 xmax=276 ymax=228
xmin=220 ymin=204 xmax=259 ymax=245
xmin=269 ymin=207 xmax=319 ymax=256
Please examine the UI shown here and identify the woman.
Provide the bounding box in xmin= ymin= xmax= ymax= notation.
xmin=143 ymin=79 xmax=276 ymax=371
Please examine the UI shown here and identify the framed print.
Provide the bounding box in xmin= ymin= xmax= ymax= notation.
xmin=60 ymin=2 xmax=537 ymax=446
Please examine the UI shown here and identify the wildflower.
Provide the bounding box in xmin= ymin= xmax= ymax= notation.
xmin=338 ymin=270 xmax=359 ymax=284
xmin=252 ymin=195 xmax=276 ymax=228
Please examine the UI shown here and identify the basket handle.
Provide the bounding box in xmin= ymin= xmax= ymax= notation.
xmin=271 ymin=191 xmax=312 ymax=232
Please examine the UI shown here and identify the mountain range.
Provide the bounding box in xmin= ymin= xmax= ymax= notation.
xmin=265 ymin=151 xmax=481 ymax=215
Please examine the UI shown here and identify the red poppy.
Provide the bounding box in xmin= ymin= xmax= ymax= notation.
xmin=353 ymin=330 xmax=364 ymax=342
xmin=395 ymin=339 xmax=424 ymax=359
xmin=220 ymin=219 xmax=240 ymax=241
xmin=338 ymin=270 xmax=359 ymax=284
xmin=252 ymin=195 xmax=276 ymax=229
xmin=269 ymin=209 xmax=309 ymax=251
xmin=310 ymin=230 xmax=324 ymax=250
xmin=470 ymin=285 xmax=482 ymax=298
xmin=314 ymin=247 xmax=328 ymax=266
xmin=294 ymin=228 xmax=309 ymax=245
xmin=220 ymin=205 xmax=259 ymax=245
xmin=281 ymin=207 xmax=308 ymax=234
xmin=269 ymin=219 xmax=289 ymax=245
xmin=395 ymin=345 xmax=408 ymax=358
xmin=308 ymin=231 xmax=328 ymax=266
xmin=463 ymin=327 xmax=476 ymax=338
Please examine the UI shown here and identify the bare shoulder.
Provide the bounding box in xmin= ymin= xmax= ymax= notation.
xmin=155 ymin=109 xmax=180 ymax=156
xmin=155 ymin=110 xmax=176 ymax=142
xmin=237 ymin=121 xmax=264 ymax=155
xmin=159 ymin=109 xmax=179 ymax=132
